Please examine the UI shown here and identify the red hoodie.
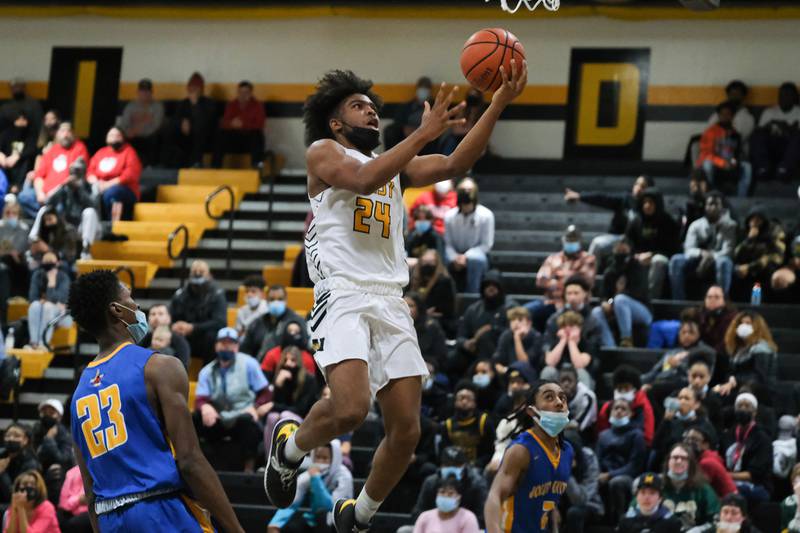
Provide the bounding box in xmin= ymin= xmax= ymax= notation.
xmin=596 ymin=389 xmax=655 ymax=446
xmin=699 ymin=449 xmax=737 ymax=497
xmin=88 ymin=144 xmax=142 ymax=199
xmin=408 ymin=189 xmax=457 ymax=234
xmin=34 ymin=140 xmax=89 ymax=195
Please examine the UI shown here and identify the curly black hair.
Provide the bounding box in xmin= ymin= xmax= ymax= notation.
xmin=67 ymin=270 xmax=123 ymax=337
xmin=302 ymin=69 xmax=383 ymax=146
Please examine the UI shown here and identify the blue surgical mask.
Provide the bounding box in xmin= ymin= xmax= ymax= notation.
xmin=675 ymin=410 xmax=695 ymax=421
xmin=533 ymin=407 xmax=570 ymax=437
xmin=415 ymin=220 xmax=432 ymax=234
xmin=609 ymin=415 xmax=630 ymax=428
xmin=416 ymin=87 xmax=431 ymax=102
xmin=188 ymin=275 xmax=207 ymax=286
xmin=439 ymin=466 xmax=463 ymax=480
xmin=116 ymin=303 xmax=149 ymax=344
xmin=269 ymin=300 xmax=286 ymax=317
xmin=472 ymin=373 xmax=491 ymax=389
xmin=217 ymin=350 xmax=235 ymax=363
xmin=435 ymin=495 xmax=459 ymax=513
xmin=563 ymin=241 xmax=581 ymax=255
xmin=5 ymin=217 xmax=18 ymax=228
xmin=667 ymin=469 xmax=688 ymax=482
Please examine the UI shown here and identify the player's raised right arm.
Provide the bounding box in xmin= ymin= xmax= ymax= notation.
xmin=146 ymin=354 xmax=245 ymax=533
xmin=484 ymin=444 xmax=529 ymax=533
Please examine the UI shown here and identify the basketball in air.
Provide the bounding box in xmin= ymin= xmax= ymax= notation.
xmin=460 ymin=28 xmax=526 ymax=92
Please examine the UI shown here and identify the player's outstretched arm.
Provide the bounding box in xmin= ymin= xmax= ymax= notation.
xmin=307 ymin=84 xmax=465 ymax=196
xmin=145 ymin=354 xmax=245 ymax=533
xmin=484 ymin=443 xmax=529 ymax=533
xmin=73 ymin=446 xmax=100 ymax=533
xmin=403 ymin=59 xmax=528 ymax=188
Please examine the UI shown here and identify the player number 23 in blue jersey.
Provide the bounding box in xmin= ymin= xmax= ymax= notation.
xmin=75 ymin=384 xmax=129 ymax=459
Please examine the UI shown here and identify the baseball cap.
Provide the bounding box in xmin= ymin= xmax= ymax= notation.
xmin=38 ymin=398 xmax=64 ymax=416
xmin=634 ymin=472 xmax=663 ymax=493
xmin=216 ymin=327 xmax=239 ymax=342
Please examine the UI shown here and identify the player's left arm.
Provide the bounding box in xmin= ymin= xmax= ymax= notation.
xmin=402 ymin=60 xmax=527 ymax=188
xmin=73 ymin=444 xmax=100 ymax=532
xmin=484 ymin=443 xmax=529 ymax=533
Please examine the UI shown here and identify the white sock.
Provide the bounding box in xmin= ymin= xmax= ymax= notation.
xmin=354 ymin=489 xmax=382 ymax=525
xmin=282 ymin=433 xmax=308 ymax=464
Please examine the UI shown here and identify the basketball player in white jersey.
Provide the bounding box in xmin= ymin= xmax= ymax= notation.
xmin=265 ymin=62 xmax=527 ymax=532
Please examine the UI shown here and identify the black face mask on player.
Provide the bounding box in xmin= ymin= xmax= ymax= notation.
xmin=340 ymin=121 xmax=380 ymax=153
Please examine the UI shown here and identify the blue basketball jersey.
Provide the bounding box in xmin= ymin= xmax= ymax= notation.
xmin=501 ymin=429 xmax=573 ymax=533
xmin=71 ymin=342 xmax=184 ymax=502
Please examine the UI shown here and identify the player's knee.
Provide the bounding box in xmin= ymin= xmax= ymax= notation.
xmin=387 ymin=418 xmax=420 ymax=452
xmin=333 ymin=400 xmax=370 ymax=432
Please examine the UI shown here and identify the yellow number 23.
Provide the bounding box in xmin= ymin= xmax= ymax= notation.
xmin=76 ymin=384 xmax=129 ymax=459
xmin=353 ymin=197 xmax=391 ymax=239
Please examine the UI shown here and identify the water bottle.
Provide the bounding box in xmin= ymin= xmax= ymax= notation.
xmin=4 ymin=328 xmax=14 ymax=352
xmin=750 ymin=283 xmax=762 ymax=306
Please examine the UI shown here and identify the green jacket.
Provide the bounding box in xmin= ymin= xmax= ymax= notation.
xmin=781 ymin=494 xmax=800 ymax=532
xmin=662 ymin=480 xmax=720 ymax=529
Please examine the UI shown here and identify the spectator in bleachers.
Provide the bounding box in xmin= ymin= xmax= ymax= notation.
xmin=29 ymin=158 xmax=100 ymax=260
xmin=485 ymin=373 xmax=526 ymax=476
xmin=780 ymin=463 xmax=800 ymax=532
xmin=31 ymin=399 xmax=72 ymax=501
xmin=0 ymin=112 xmax=37 ymax=193
xmin=731 ymin=207 xmax=785 ymax=301
xmin=560 ymin=434 xmax=604 ymax=533
xmin=559 ymin=364 xmax=597 ymax=439
xmin=541 ymin=310 xmax=594 ymax=387
xmin=452 ymin=270 xmax=513 ymax=376
xmin=529 ymin=224 xmax=597 ymax=329
xmin=411 ymin=476 xmax=480 ymax=533
xmin=695 ymin=493 xmax=763 ymax=533
xmin=176 ymin=72 xmax=217 ymax=168
xmin=236 ymin=275 xmax=268 ymax=335
xmin=408 ymin=250 xmax=456 ymax=336
xmin=28 ymin=208 xmax=78 ymax=266
xmin=564 ymin=174 xmax=653 ymax=270
xmin=404 ymin=292 xmax=447 ymax=369
xmin=383 ymin=76 xmax=435 ymax=152
xmin=592 ymin=238 xmax=652 ymax=348
xmin=772 ymin=415 xmax=797 ymax=480
xmin=687 ymin=358 xmax=724 ymax=431
xmin=596 ymin=398 xmax=647 ymax=522
xmin=669 ymin=192 xmax=737 ymax=300
xmin=750 ymin=81 xmax=800 ymax=183
xmin=3 ymin=470 xmax=60 ymax=533
xmin=267 ymin=439 xmax=352 ymax=533
xmin=240 ymin=284 xmax=306 ymax=361
xmin=770 ymin=234 xmax=800 ymax=303
xmin=0 ymin=78 xmax=43 ymax=135
xmin=444 ymin=178 xmax=494 ymax=293
xmin=57 ymin=465 xmax=90 ymax=533
xmin=661 ymin=442 xmax=720 ymax=530
xmin=0 ymin=200 xmax=30 ymax=297
xmin=87 ymin=126 xmax=141 ymax=222
xmin=440 ymin=382 xmax=495 ymax=470
xmin=625 ymin=187 xmax=681 ymax=299
xmin=467 ymin=359 xmax=503 ymax=414
xmin=491 ymin=306 xmax=541 ymax=378
xmin=597 ymin=365 xmax=656 ymax=447
xmin=684 ymin=427 xmax=737 ymax=499
xmin=696 ymin=101 xmax=751 ymax=198
xmin=407 ymin=179 xmax=456 ymax=235
xmin=722 ymin=393 xmax=772 ymax=504
xmin=213 ymin=80 xmax=265 ymax=169
xmin=18 ymin=122 xmax=89 ymax=219
xmin=438 ymin=88 xmax=486 ymax=157
xmin=141 ymin=303 xmax=190 ymax=368
xmin=409 ymin=446 xmax=488 ymax=528
xmin=682 ymin=169 xmax=710 ymax=243
xmin=0 ymin=423 xmax=40 ymax=503
xmin=193 ymin=327 xmax=270 ymax=473
xmin=651 ymin=388 xmax=718 ymax=475
xmin=696 ymin=285 xmax=737 ymax=363
xmin=27 ymin=251 xmax=71 ymax=349
xmin=169 ymin=260 xmax=227 ymax=362
xmin=262 ymin=346 xmax=318 ymax=454
xmin=260 ymin=321 xmax=315 ymax=379
xmin=713 ymin=311 xmax=777 ymax=398
xmin=35 ymin=110 xmax=60 ymax=157
xmin=119 ymin=78 xmax=164 ymax=167
xmin=149 ymin=325 xmax=176 ymax=357
xmin=708 ymin=81 xmax=755 ymax=147
xmin=406 ymin=205 xmax=446 ymax=268
xmin=489 ymin=362 xmax=533 ymax=425
xmin=421 ymin=359 xmax=450 ymax=423
xmin=618 ymin=473 xmax=682 ymax=533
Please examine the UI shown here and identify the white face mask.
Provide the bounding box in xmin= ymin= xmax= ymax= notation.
xmin=718 ymin=522 xmax=742 ymax=532
xmin=736 ymin=323 xmax=754 ymax=340
xmin=246 ymin=295 xmax=262 ymax=309
xmin=614 ymin=389 xmax=635 ymax=403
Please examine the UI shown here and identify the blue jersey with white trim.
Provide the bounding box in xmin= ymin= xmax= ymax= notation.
xmin=70 ymin=342 xmax=184 ymax=502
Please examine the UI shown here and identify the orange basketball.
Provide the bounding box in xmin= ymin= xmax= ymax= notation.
xmin=460 ymin=28 xmax=526 ymax=92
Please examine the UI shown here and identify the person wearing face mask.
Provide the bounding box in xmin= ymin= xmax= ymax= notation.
xmin=617 ymin=473 xmax=682 ymax=533
xmin=689 ymin=493 xmax=763 ymax=533
xmin=382 ymin=76 xmax=437 ymax=153
xmin=750 ymin=81 xmax=800 ymax=183
xmin=696 ymin=101 xmax=752 ymax=198
xmin=721 ymin=393 xmax=772 ymax=505
xmin=404 ymin=292 xmax=447 ymax=370
xmin=18 ymin=122 xmax=88 ymax=219
xmin=67 ymin=271 xmax=244 ymax=531
xmin=438 ymin=88 xmax=488 ymax=157
xmin=731 ymin=207 xmax=785 ymax=302
xmin=484 ymin=381 xmax=574 ymax=533
xmin=714 ymin=312 xmax=777 ymax=398
xmin=0 ymin=424 xmax=40 ymax=504
xmin=240 ymin=284 xmax=307 ymax=361
xmin=168 ymin=260 xmax=227 ymax=362
xmin=260 ymin=321 xmax=316 ymax=379
xmin=408 ymin=250 xmax=457 ymax=336
xmin=412 ymin=477 xmax=480 ymax=533
xmin=684 ymin=427 xmax=737 ymax=499
xmin=0 ymin=200 xmax=31 ymax=297
xmin=268 ymin=440 xmax=353 ymax=533
xmin=407 ymin=178 xmax=457 ymax=235
xmin=3 ymin=470 xmax=60 ymax=533
xmin=235 ymin=275 xmax=269 ymax=335
xmin=652 ymin=388 xmax=718 ymax=472
xmin=597 ymin=399 xmax=647 ymax=522
xmin=441 ymin=383 xmax=495 ymax=470
xmin=0 ymin=112 xmax=37 ymax=192
xmin=26 ymin=251 xmax=72 ymax=349
xmin=660 ymin=443 xmax=720 ymax=530
xmin=597 ymin=365 xmax=656 ymax=446
xmin=32 ymin=399 xmax=73 ymax=502
xmin=467 ymin=359 xmax=503 ymax=414
xmin=406 ymin=205 xmax=446 ymax=267
xmin=87 ymin=126 xmax=141 ymax=222
xmin=0 ymin=78 xmax=43 ymax=135
xmin=444 ymin=177 xmax=494 ymax=294
xmin=669 ymin=192 xmax=738 ymax=300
